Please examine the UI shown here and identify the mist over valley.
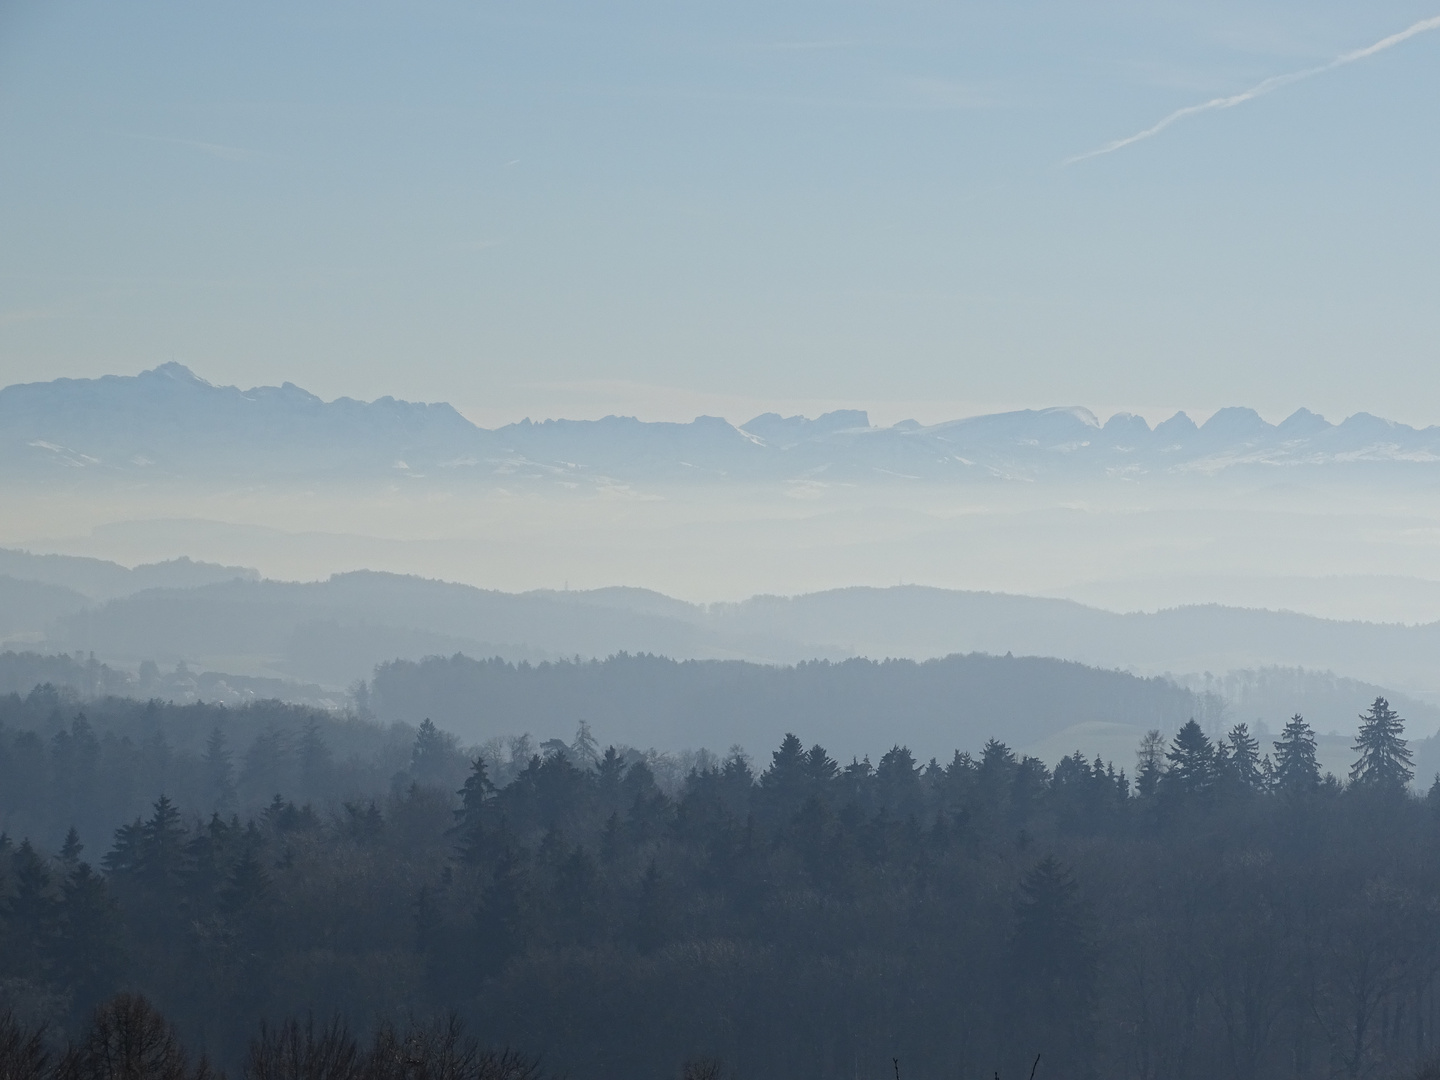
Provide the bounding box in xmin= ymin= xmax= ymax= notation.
xmin=6 ymin=3 xmax=1440 ymax=1071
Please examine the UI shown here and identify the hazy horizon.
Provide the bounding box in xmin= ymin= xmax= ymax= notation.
xmin=5 ymin=1 xmax=1440 ymax=426
xmin=7 ymin=6 xmax=1440 ymax=1069
xmin=10 ymin=359 xmax=1431 ymax=432
xmin=7 ymin=361 xmax=1440 ymax=625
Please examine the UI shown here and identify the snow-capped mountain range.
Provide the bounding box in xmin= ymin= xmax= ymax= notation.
xmin=3 ymin=363 xmax=1438 ymax=486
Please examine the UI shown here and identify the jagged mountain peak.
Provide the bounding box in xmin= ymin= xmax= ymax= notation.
xmin=741 ymin=409 xmax=871 ymax=448
xmin=1278 ymin=408 xmax=1332 ymax=435
xmin=3 ymin=367 xmax=1438 ymax=486
xmin=147 ymin=361 xmax=208 ymax=383
xmin=1201 ymin=407 xmax=1272 ymax=438
xmin=1153 ymin=411 xmax=1198 ymax=438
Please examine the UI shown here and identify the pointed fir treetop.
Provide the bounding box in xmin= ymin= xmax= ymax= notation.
xmin=804 ymin=743 xmax=839 ymax=786
xmin=1272 ymin=714 xmax=1320 ymax=795
xmin=411 ymin=718 xmax=459 ymax=786
xmin=1162 ymin=720 xmax=1215 ymax=797
xmin=980 ymin=739 xmax=1016 ymax=772
xmin=1011 ymin=855 xmax=1093 ymax=976
xmin=1224 ymin=723 xmax=1265 ymax=792
xmin=1350 ymin=696 xmax=1413 ymax=792
xmin=761 ymin=733 xmax=806 ymax=793
xmin=458 ymin=754 xmax=496 ymax=815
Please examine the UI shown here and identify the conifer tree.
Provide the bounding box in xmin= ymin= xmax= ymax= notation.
xmin=5 ymin=840 xmax=58 ymax=980
xmin=762 ymin=734 xmax=805 ymax=789
xmin=1224 ymin=723 xmax=1265 ymax=791
xmin=553 ymin=845 xmax=599 ymax=945
xmin=760 ymin=733 xmax=808 ymax=819
xmin=221 ymin=848 xmax=276 ymax=979
xmin=979 ymin=739 xmax=1016 ymax=774
xmin=1350 ymin=697 xmax=1413 ymax=792
xmin=1007 ymin=856 xmax=1096 ymax=1077
xmin=411 ymin=719 xmax=458 ymax=787
xmin=475 ymin=846 xmax=529 ymax=974
xmin=718 ymin=749 xmax=756 ymax=810
xmin=876 ymin=745 xmax=921 ymax=812
xmin=803 ymin=743 xmax=839 ymax=789
xmin=60 ymin=826 xmax=84 ymax=866
xmin=221 ymin=849 xmax=273 ymax=919
xmin=1162 ymin=720 xmax=1216 ymax=797
xmin=457 ymin=756 xmax=496 ymax=824
xmin=976 ymin=739 xmax=1019 ymax=805
xmin=239 ymin=728 xmax=290 ymax=803
xmin=57 ymin=862 xmax=125 ymax=1013
xmin=1272 ymin=715 xmax=1320 ymax=795
xmin=595 ymin=747 xmax=627 ymax=816
xmin=103 ymin=819 xmax=143 ymax=875
xmin=138 ymin=796 xmax=188 ymax=891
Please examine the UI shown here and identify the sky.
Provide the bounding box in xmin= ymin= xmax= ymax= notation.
xmin=1 ymin=0 xmax=1439 ymax=428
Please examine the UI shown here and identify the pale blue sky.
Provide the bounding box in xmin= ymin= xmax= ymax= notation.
xmin=1 ymin=0 xmax=1438 ymax=426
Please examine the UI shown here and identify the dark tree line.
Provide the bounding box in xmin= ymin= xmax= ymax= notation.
xmin=3 ymin=695 xmax=1440 ymax=1079
xmin=0 ymin=993 xmax=544 ymax=1080
xmin=0 ymin=687 xmax=434 ymax=849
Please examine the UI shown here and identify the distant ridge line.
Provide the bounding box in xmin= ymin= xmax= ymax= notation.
xmin=4 ymin=364 xmax=1439 ymax=485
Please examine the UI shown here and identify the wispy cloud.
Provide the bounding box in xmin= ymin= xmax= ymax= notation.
xmin=116 ymin=131 xmax=253 ymax=161
xmin=1067 ymin=14 xmax=1440 ymax=165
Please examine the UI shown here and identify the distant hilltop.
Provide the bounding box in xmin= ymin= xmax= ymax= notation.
xmin=2 ymin=363 xmax=1437 ymax=486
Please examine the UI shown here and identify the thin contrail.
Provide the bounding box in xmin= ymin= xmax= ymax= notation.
xmin=1066 ymin=14 xmax=1440 ymax=165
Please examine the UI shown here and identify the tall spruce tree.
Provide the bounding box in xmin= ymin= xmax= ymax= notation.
xmin=1224 ymin=723 xmax=1265 ymax=792
xmin=1350 ymin=697 xmax=1413 ymax=792
xmin=803 ymin=743 xmax=840 ymax=789
xmin=1161 ymin=720 xmax=1216 ymax=797
xmin=1007 ymin=856 xmax=1096 ymax=1078
xmin=55 ymin=862 xmax=125 ymax=1014
xmin=453 ymin=756 xmax=498 ymax=863
xmin=760 ymin=733 xmax=808 ymax=820
xmin=1272 ymin=714 xmax=1320 ymax=795
xmin=60 ymin=826 xmax=84 ymax=866
xmin=5 ymin=840 xmax=58 ymax=981
xmin=137 ymin=796 xmax=188 ymax=891
xmin=411 ymin=719 xmax=458 ymax=787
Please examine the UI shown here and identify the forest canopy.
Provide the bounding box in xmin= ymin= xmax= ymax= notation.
xmin=2 ymin=681 xmax=1439 ymax=1080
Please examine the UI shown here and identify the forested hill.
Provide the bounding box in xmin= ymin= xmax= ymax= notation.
xmin=0 ymin=652 xmax=1206 ymax=848
xmin=28 ymin=572 xmax=1440 ymax=702
xmin=0 ymin=691 xmax=417 ymax=850
xmin=368 ymin=651 xmax=1208 ymax=760
xmin=3 ymin=690 xmax=1440 ymax=1079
